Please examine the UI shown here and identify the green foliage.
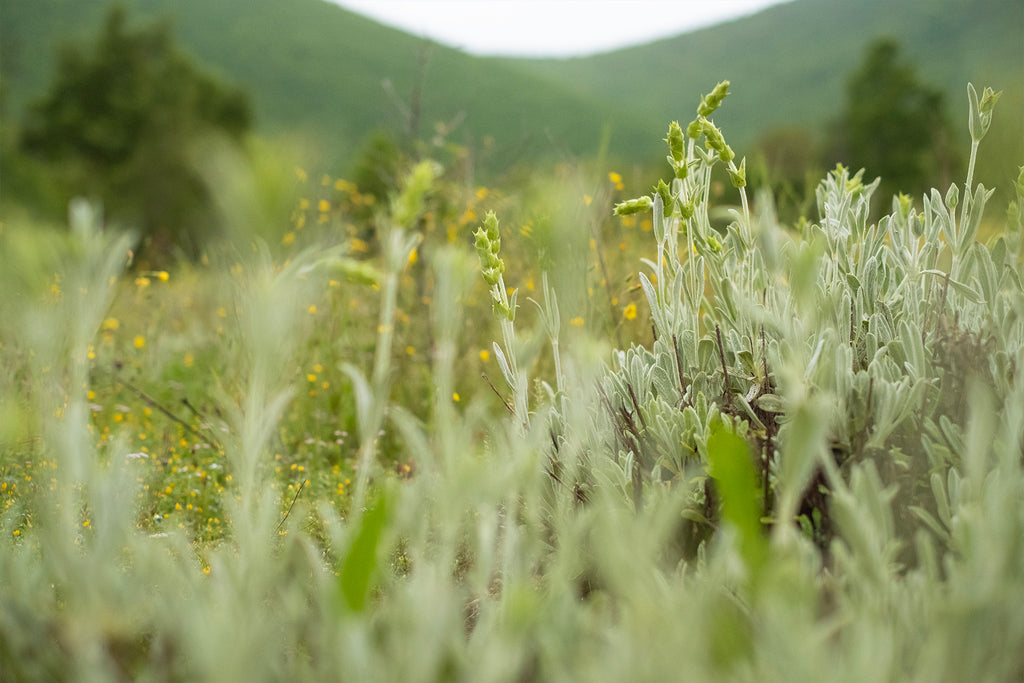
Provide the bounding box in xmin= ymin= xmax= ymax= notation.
xmin=828 ymin=38 xmax=960 ymax=205
xmin=5 ymin=0 xmax=1020 ymax=194
xmin=338 ymin=489 xmax=390 ymax=612
xmin=3 ymin=77 xmax=1024 ymax=681
xmin=18 ymin=5 xmax=251 ymax=262
xmin=350 ymin=128 xmax=406 ymax=215
xmin=707 ymin=424 xmax=768 ymax=580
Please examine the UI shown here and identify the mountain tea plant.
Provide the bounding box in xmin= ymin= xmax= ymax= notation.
xmin=2 ymin=82 xmax=1023 ymax=681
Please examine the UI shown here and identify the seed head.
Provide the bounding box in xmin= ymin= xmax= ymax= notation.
xmin=653 ymin=179 xmax=673 ymax=217
xmin=697 ymin=81 xmax=730 ymax=117
xmin=666 ymin=121 xmax=685 ymax=163
xmin=614 ymin=196 xmax=654 ymax=217
xmin=475 ymin=211 xmax=506 ymax=286
xmin=729 ymin=158 xmax=746 ymax=188
xmin=686 ymin=118 xmax=703 ymax=140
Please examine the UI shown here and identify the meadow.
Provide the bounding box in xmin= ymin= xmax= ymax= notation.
xmin=2 ymin=82 xmax=1024 ymax=681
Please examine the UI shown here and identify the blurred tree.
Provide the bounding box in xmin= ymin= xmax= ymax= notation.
xmin=350 ymin=128 xmax=405 ymax=213
xmin=19 ymin=5 xmax=251 ymax=262
xmin=749 ymin=125 xmax=824 ymax=226
xmin=828 ymin=38 xmax=959 ymax=207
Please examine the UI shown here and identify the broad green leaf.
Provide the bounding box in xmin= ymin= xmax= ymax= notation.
xmin=338 ymin=490 xmax=390 ymax=613
xmin=707 ymin=424 xmax=767 ymax=579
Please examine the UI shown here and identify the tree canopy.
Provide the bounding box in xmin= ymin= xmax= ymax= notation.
xmin=20 ymin=5 xmax=251 ymax=262
xmin=831 ymin=38 xmax=960 ymax=206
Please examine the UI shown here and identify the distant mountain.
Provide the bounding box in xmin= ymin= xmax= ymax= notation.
xmin=2 ymin=0 xmax=1021 ymax=183
xmin=503 ymin=0 xmax=1023 ymax=151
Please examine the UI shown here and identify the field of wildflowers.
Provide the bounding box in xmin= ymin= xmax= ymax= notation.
xmin=2 ymin=82 xmax=1023 ymax=680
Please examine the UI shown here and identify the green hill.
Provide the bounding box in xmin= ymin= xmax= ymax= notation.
xmin=504 ymin=0 xmax=1022 ymax=147
xmin=2 ymin=0 xmax=1021 ymax=183
xmin=500 ymin=0 xmax=1023 ymax=194
xmin=0 ymin=0 xmax=662 ymax=172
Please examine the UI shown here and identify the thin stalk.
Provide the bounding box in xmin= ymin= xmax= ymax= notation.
xmin=353 ymin=229 xmax=405 ymax=512
xmin=493 ymin=272 xmax=529 ymax=427
xmin=953 ymin=139 xmax=980 ymax=278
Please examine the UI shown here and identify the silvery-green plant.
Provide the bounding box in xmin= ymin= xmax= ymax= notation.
xmin=4 ymin=77 xmax=1024 ymax=682
xmin=474 ymin=80 xmax=1021 ymax=573
xmin=474 ymin=211 xmax=531 ymax=427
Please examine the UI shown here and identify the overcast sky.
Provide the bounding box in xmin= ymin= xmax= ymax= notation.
xmin=329 ymin=0 xmax=791 ymax=57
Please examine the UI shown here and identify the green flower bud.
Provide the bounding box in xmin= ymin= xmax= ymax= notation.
xmin=702 ymin=121 xmax=726 ymax=153
xmin=719 ymin=144 xmax=735 ymax=163
xmin=729 ymin=157 xmax=746 ymax=188
xmin=697 ymin=81 xmax=730 ymax=117
xmin=613 ymin=196 xmax=653 ymax=216
xmin=944 ymin=183 xmax=959 ymax=211
xmin=706 ymin=234 xmax=723 ymax=253
xmin=484 ymin=211 xmax=500 ymax=243
xmin=897 ymin=192 xmax=913 ymax=219
xmin=673 ymin=157 xmax=689 ymax=180
xmin=841 ymin=166 xmax=865 ymax=198
xmin=979 ymin=86 xmax=1003 ymax=116
xmin=680 ymin=197 xmax=696 ymax=221
xmin=654 ymin=179 xmax=673 ymax=217
xmin=482 ymin=263 xmax=504 ymax=286
xmin=492 ymin=298 xmax=514 ymax=321
xmin=686 ymin=118 xmax=703 ymax=140
xmin=968 ymin=84 xmax=1003 ymax=143
xmin=473 ymin=228 xmax=489 ymax=252
xmin=666 ymin=121 xmax=685 ymax=163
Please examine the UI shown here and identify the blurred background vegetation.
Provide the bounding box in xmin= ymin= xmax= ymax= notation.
xmin=1 ymin=0 xmax=1021 ymax=263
